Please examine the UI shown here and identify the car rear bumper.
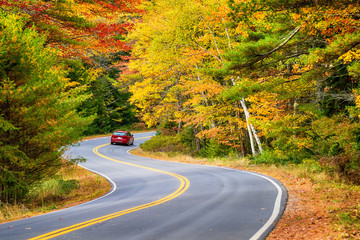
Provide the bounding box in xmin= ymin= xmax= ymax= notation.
xmin=111 ymin=138 xmax=128 ymax=144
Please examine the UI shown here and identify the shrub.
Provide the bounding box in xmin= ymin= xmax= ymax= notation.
xmin=140 ymin=134 xmax=190 ymax=154
xmin=320 ymin=153 xmax=360 ymax=184
xmin=251 ymin=148 xmax=307 ymax=165
xmin=198 ymin=139 xmax=234 ymax=158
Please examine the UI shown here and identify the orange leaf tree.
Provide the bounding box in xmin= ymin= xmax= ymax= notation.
xmin=124 ymin=0 xmax=254 ymax=155
xmin=1 ymin=0 xmax=142 ymax=60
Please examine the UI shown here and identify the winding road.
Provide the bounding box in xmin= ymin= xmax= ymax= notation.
xmin=0 ymin=132 xmax=287 ymax=240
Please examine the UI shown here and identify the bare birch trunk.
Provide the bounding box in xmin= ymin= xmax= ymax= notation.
xmin=240 ymin=99 xmax=256 ymax=156
xmin=246 ymin=120 xmax=257 ymax=156
xmin=240 ymin=98 xmax=263 ymax=156
xmin=251 ymin=124 xmax=263 ymax=154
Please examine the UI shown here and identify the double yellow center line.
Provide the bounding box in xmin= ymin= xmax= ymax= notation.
xmin=29 ymin=138 xmax=190 ymax=240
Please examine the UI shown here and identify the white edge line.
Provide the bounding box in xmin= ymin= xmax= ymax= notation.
xmin=126 ymin=147 xmax=139 ymax=155
xmin=76 ymin=165 xmax=117 ymax=205
xmin=187 ymin=164 xmax=284 ymax=240
xmin=246 ymin=171 xmax=283 ymax=240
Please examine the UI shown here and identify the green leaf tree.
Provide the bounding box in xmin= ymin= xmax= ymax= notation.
xmin=0 ymin=11 xmax=92 ymax=203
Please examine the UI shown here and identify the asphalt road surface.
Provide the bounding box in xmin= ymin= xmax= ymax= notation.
xmin=0 ymin=132 xmax=287 ymax=240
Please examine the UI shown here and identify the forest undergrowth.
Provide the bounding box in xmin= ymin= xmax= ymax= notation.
xmin=0 ymin=162 xmax=111 ymax=224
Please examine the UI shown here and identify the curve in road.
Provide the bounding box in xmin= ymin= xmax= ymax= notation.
xmin=30 ymin=139 xmax=190 ymax=240
xmin=0 ymin=132 xmax=287 ymax=240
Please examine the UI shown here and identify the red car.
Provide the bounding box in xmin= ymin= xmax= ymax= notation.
xmin=110 ymin=130 xmax=134 ymax=145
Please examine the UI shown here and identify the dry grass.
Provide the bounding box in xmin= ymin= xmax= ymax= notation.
xmin=131 ymin=148 xmax=360 ymax=240
xmin=0 ymin=164 xmax=111 ymax=223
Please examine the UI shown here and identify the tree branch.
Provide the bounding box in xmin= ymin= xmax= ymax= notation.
xmin=230 ymin=26 xmax=302 ymax=70
xmin=260 ymin=26 xmax=302 ymax=57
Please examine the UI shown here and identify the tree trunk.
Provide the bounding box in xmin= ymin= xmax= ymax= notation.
xmin=240 ymin=98 xmax=263 ymax=156
xmin=240 ymin=99 xmax=257 ymax=156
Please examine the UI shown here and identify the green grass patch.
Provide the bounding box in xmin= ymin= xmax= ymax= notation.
xmin=28 ymin=177 xmax=80 ymax=204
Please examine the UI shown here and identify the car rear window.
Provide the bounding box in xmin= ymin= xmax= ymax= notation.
xmin=114 ymin=132 xmax=126 ymax=136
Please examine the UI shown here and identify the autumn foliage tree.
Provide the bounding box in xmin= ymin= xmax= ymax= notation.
xmin=126 ymin=0 xmax=360 ymax=181
xmin=0 ymin=0 xmax=142 ymax=61
xmin=125 ymin=0 xmax=254 ymax=156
